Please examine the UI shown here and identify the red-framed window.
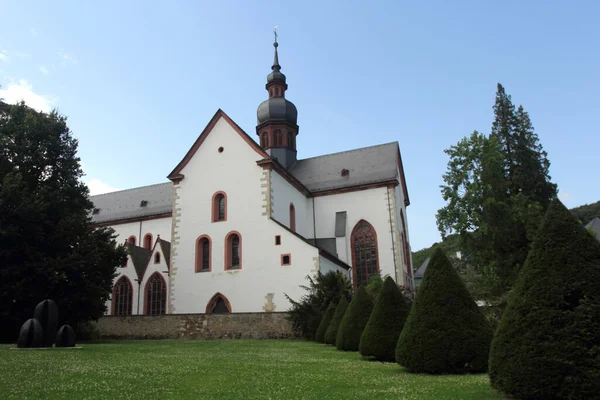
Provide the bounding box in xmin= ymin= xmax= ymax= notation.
xmin=145 ymin=273 xmax=166 ymax=315
xmin=212 ymin=192 xmax=227 ymax=222
xmin=195 ymin=235 xmax=211 ymax=272
xmin=289 ymin=203 xmax=296 ymax=232
xmin=351 ymin=220 xmax=380 ymax=289
xmin=143 ymin=233 xmax=153 ymax=250
xmin=127 ymin=236 xmax=136 ymax=246
xmin=112 ymin=276 xmax=133 ymax=316
xmin=205 ymin=292 xmax=232 ymax=314
xmin=225 ymin=231 xmax=242 ymax=270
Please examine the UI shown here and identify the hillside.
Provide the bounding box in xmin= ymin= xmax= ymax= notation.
xmin=412 ymin=200 xmax=600 ymax=270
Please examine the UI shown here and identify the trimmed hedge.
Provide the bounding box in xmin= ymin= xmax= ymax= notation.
xmin=324 ymin=296 xmax=349 ymax=345
xmin=396 ymin=248 xmax=493 ymax=373
xmin=336 ymin=286 xmax=373 ymax=351
xmin=359 ymin=276 xmax=410 ymax=361
xmin=489 ymin=199 xmax=600 ymax=399
xmin=315 ymin=302 xmax=337 ymax=343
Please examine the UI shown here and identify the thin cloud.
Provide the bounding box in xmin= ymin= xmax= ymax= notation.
xmin=39 ymin=66 xmax=49 ymax=75
xmin=0 ymin=51 xmax=9 ymax=62
xmin=0 ymin=80 xmax=52 ymax=112
xmin=86 ymin=178 xmax=120 ymax=195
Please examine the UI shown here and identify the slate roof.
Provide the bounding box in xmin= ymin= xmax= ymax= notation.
xmin=288 ymin=142 xmax=400 ymax=193
xmin=585 ymin=217 xmax=600 ymax=241
xmin=89 ymin=182 xmax=172 ymax=224
xmin=89 ymin=142 xmax=401 ymax=224
xmin=128 ymin=245 xmax=152 ymax=280
xmin=414 ymin=257 xmax=430 ymax=288
xmin=158 ymin=239 xmax=171 ymax=268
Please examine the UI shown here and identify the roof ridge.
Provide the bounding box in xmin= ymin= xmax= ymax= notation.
xmin=89 ymin=181 xmax=171 ymax=199
xmin=297 ymin=141 xmax=398 ymax=162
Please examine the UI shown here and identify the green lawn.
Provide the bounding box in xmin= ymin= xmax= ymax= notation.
xmin=0 ymin=340 xmax=501 ymax=399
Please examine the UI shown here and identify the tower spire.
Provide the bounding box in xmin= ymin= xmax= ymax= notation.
xmin=272 ymin=26 xmax=280 ymax=72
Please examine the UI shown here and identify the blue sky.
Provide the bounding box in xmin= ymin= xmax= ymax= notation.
xmin=1 ymin=1 xmax=598 ymax=251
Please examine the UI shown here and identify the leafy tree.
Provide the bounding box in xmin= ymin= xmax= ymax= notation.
xmin=335 ymin=286 xmax=373 ymax=351
xmin=324 ymin=296 xmax=348 ymax=345
xmin=0 ymin=101 xmax=127 ymax=342
xmin=570 ymin=200 xmax=600 ymax=225
xmin=359 ymin=277 xmax=409 ymax=361
xmin=436 ymin=84 xmax=556 ymax=307
xmin=489 ymin=199 xmax=600 ymax=399
xmin=285 ymin=271 xmax=352 ymax=340
xmin=315 ymin=301 xmax=336 ymax=343
xmin=396 ymin=248 xmax=493 ymax=374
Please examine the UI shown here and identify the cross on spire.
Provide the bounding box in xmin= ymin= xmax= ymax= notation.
xmin=274 ymin=25 xmax=278 ymax=44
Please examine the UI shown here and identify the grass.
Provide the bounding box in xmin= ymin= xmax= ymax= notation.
xmin=0 ymin=339 xmax=502 ymax=399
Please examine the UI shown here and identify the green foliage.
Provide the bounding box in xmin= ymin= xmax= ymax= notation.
xmin=285 ymin=271 xmax=353 ymax=340
xmin=412 ymin=234 xmax=462 ymax=273
xmin=570 ymin=200 xmax=600 ymax=225
xmin=324 ymin=296 xmax=348 ymax=345
xmin=436 ymin=84 xmax=556 ymax=305
xmin=315 ymin=302 xmax=337 ymax=343
xmin=489 ymin=199 xmax=600 ymax=399
xmin=359 ymin=277 xmax=409 ymax=361
xmin=396 ymin=248 xmax=493 ymax=374
xmin=335 ymin=286 xmax=373 ymax=351
xmin=0 ymin=102 xmax=127 ymax=342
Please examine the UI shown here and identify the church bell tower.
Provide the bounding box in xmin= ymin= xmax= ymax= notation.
xmin=256 ymin=31 xmax=299 ymax=169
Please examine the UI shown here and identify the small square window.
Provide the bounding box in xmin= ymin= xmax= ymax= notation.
xmin=281 ymin=254 xmax=291 ymax=266
xmin=275 ymin=235 xmax=281 ymax=245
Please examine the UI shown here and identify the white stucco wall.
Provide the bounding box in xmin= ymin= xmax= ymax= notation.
xmin=169 ymin=116 xmax=323 ymax=314
xmin=313 ymin=187 xmax=397 ymax=283
xmin=270 ymin=171 xmax=313 ymax=238
xmin=106 ymin=217 xmax=172 ymax=247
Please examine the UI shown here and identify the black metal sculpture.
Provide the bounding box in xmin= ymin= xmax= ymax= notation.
xmin=17 ymin=318 xmax=44 ymax=348
xmin=33 ymin=299 xmax=59 ymax=347
xmin=55 ymin=325 xmax=76 ymax=347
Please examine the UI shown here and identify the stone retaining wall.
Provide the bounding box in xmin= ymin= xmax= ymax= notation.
xmin=92 ymin=312 xmax=295 ymax=340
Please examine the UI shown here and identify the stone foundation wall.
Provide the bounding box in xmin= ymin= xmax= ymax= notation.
xmin=92 ymin=312 xmax=295 ymax=340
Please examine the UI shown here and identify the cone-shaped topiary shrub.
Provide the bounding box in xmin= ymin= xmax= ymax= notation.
xmin=396 ymin=248 xmax=493 ymax=373
xmin=17 ymin=318 xmax=44 ymax=348
xmin=336 ymin=286 xmax=373 ymax=351
xmin=324 ymin=296 xmax=349 ymax=345
xmin=55 ymin=325 xmax=76 ymax=347
xmin=359 ymin=276 xmax=410 ymax=361
xmin=489 ymin=199 xmax=600 ymax=399
xmin=33 ymin=299 xmax=58 ymax=347
xmin=315 ymin=302 xmax=337 ymax=343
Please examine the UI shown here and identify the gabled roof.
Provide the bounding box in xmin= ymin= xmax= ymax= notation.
xmin=158 ymin=238 xmax=171 ymax=268
xmin=288 ymin=142 xmax=408 ymax=203
xmin=168 ymin=109 xmax=268 ymax=181
xmin=89 ymin=182 xmax=172 ymax=224
xmin=128 ymin=245 xmax=152 ymax=281
xmin=414 ymin=258 xmax=430 ymax=279
xmin=585 ymin=217 xmax=600 ymax=241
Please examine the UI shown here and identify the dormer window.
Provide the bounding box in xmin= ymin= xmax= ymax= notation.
xmin=341 ymin=169 xmax=349 ymax=177
xmin=140 ymin=200 xmax=148 ymax=207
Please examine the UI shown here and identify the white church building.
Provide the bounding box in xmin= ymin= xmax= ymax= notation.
xmin=90 ymin=39 xmax=414 ymax=316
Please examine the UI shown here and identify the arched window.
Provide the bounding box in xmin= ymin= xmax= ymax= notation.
xmin=289 ymin=203 xmax=296 ymax=232
xmin=205 ymin=292 xmax=232 ymax=314
xmin=154 ymin=252 xmax=161 ymax=264
xmin=212 ymin=192 xmax=227 ymax=222
xmin=261 ymin=132 xmax=267 ymax=147
xmin=351 ymin=220 xmax=380 ymax=289
xmin=112 ymin=276 xmax=133 ymax=316
xmin=225 ymin=231 xmax=242 ymax=270
xmin=275 ymin=130 xmax=282 ymax=146
xmin=143 ymin=234 xmax=153 ymax=250
xmin=145 ymin=273 xmax=166 ymax=315
xmin=127 ymin=236 xmax=136 ymax=246
xmin=195 ymin=235 xmax=211 ymax=272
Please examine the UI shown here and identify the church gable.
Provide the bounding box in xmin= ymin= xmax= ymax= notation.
xmin=168 ymin=109 xmax=268 ymax=183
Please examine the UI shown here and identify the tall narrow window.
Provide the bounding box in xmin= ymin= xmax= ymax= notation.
xmin=127 ymin=236 xmax=136 ymax=246
xmin=261 ymin=132 xmax=267 ymax=147
xmin=195 ymin=235 xmax=211 ymax=272
xmin=212 ymin=192 xmax=227 ymax=222
xmin=143 ymin=234 xmax=153 ymax=250
xmin=112 ymin=276 xmax=132 ymax=316
xmin=289 ymin=203 xmax=296 ymax=232
xmin=154 ymin=252 xmax=161 ymax=264
xmin=145 ymin=273 xmax=166 ymax=315
xmin=225 ymin=231 xmax=242 ymax=270
xmin=351 ymin=220 xmax=379 ymax=289
xmin=275 ymin=130 xmax=282 ymax=146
